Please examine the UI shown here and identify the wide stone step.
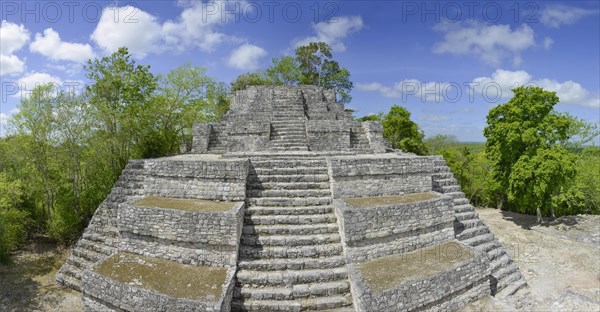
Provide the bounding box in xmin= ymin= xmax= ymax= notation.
xmin=270 ymin=142 xmax=309 ymax=148
xmin=490 ymin=254 xmax=511 ymax=273
xmin=270 ymin=138 xmax=307 ymax=144
xmin=239 ymin=243 xmax=343 ymax=259
xmin=456 ymin=225 xmax=489 ymax=240
xmin=270 ymin=133 xmax=307 ymax=139
xmin=454 ymin=198 xmax=470 ymax=205
xmin=250 ymin=160 xmax=327 ymax=168
xmin=241 ymin=233 xmax=341 ymax=247
xmin=446 ymin=191 xmax=466 ymax=199
xmin=251 ymin=168 xmax=328 ymax=175
xmin=434 ymin=178 xmax=458 ymax=187
xmin=247 ymin=182 xmax=330 ymax=191
xmin=487 ymin=246 xmax=505 ymax=261
xmin=492 ymin=262 xmax=519 ymax=280
xmin=248 ymin=174 xmax=330 ymax=183
xmin=454 ymin=204 xmax=475 ymax=213
xmin=246 ymin=197 xmax=332 ymax=207
xmin=242 ymin=223 xmax=340 ymax=236
xmin=238 ymin=255 xmax=346 ymax=271
xmin=496 ymin=269 xmax=523 ymax=293
xmin=236 ymin=280 xmax=350 ymax=300
xmin=272 ymin=129 xmax=306 ymax=135
xmin=457 ymin=218 xmax=483 ymax=230
xmin=455 ymin=211 xmax=479 ymax=221
xmin=497 ymin=278 xmax=528 ymax=297
xmin=432 ymin=172 xmax=454 ymax=179
xmin=58 ymin=262 xmax=82 ymax=280
xmin=244 ymin=213 xmax=337 ymax=225
xmin=247 ymin=189 xmax=331 ymax=198
xmin=462 ymin=233 xmax=495 ymax=247
xmin=442 ymin=185 xmax=462 ymax=193
xmin=245 ymin=205 xmax=334 ymax=216
xmin=231 ymin=295 xmax=353 ymax=312
xmin=477 ymin=241 xmax=502 ymax=254
xmin=77 ymin=239 xmax=115 ymax=256
xmin=236 ymin=267 xmax=348 ymax=286
xmin=272 ymin=146 xmax=310 ymax=151
xmin=56 ymin=271 xmax=81 ymax=291
xmin=72 ymin=247 xmax=106 ymax=264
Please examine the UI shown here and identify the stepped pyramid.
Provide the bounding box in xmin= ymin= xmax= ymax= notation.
xmin=57 ymin=85 xmax=527 ymax=311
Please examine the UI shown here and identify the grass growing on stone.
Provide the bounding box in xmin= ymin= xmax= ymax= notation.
xmin=134 ymin=196 xmax=236 ymax=212
xmin=93 ymin=253 xmax=227 ymax=301
xmin=344 ymin=192 xmax=439 ymax=208
xmin=357 ymin=241 xmax=474 ymax=291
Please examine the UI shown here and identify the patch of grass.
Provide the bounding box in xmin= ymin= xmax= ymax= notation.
xmin=357 ymin=241 xmax=474 ymax=291
xmin=344 ymin=192 xmax=439 ymax=209
xmin=94 ymin=253 xmax=227 ymax=301
xmin=133 ymin=196 xmax=237 ymax=212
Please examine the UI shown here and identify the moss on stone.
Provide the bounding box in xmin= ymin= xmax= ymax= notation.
xmin=93 ymin=253 xmax=227 ymax=300
xmin=356 ymin=241 xmax=474 ymax=291
xmin=344 ymin=192 xmax=439 ymax=209
xmin=134 ymin=196 xmax=236 ymax=212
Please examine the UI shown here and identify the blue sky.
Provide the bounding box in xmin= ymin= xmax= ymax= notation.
xmin=1 ymin=0 xmax=599 ymax=141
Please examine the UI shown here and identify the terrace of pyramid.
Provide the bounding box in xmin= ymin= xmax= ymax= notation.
xmin=56 ymin=85 xmax=528 ymax=311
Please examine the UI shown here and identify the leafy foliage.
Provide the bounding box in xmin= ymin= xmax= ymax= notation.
xmin=381 ymin=105 xmax=428 ymax=155
xmin=230 ymin=42 xmax=353 ymax=103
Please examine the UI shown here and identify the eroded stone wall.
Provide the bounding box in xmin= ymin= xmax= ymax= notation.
xmin=118 ymin=202 xmax=244 ymax=267
xmin=328 ymin=155 xmax=435 ymax=198
xmin=334 ymin=194 xmax=454 ymax=261
xmin=347 ymin=245 xmax=490 ymax=312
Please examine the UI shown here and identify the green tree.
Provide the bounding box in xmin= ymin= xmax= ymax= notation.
xmin=85 ymin=47 xmax=157 ymax=176
xmin=266 ymin=56 xmax=301 ymax=85
xmin=0 ymin=173 xmax=29 ymax=263
xmin=140 ymin=63 xmax=215 ymax=157
xmin=230 ymin=72 xmax=271 ymax=91
xmin=484 ymin=86 xmax=578 ymax=222
xmin=425 ymin=134 xmax=459 ymax=155
xmin=295 ymin=42 xmax=353 ymax=103
xmin=381 ymin=105 xmax=428 ymax=155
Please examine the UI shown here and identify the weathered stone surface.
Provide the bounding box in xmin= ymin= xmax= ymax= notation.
xmin=57 ymin=85 xmax=527 ymax=312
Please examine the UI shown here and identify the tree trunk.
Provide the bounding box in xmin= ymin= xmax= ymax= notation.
xmin=536 ymin=207 xmax=543 ymax=224
xmin=550 ymin=206 xmax=556 ymax=220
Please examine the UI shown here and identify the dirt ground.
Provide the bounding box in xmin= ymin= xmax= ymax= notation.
xmin=462 ymin=208 xmax=600 ymax=312
xmin=0 ymin=237 xmax=81 ymax=312
xmin=1 ymin=209 xmax=598 ymax=312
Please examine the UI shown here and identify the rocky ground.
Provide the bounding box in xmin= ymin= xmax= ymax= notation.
xmin=1 ymin=209 xmax=598 ymax=311
xmin=462 ymin=208 xmax=600 ymax=312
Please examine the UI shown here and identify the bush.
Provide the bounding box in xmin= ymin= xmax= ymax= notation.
xmin=0 ymin=208 xmax=30 ymax=264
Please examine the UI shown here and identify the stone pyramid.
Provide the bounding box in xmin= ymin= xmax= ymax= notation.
xmin=57 ymin=85 xmax=528 ymax=311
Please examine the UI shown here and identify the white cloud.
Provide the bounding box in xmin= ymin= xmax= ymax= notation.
xmin=91 ymin=2 xmax=243 ymax=58
xmin=295 ymin=16 xmax=363 ymax=52
xmin=0 ymin=21 xmax=30 ymax=76
xmin=358 ymin=69 xmax=599 ymax=108
xmin=0 ymin=54 xmax=26 ymax=76
xmin=227 ymin=44 xmax=267 ymax=71
xmin=91 ymin=6 xmax=163 ymax=58
xmin=433 ymin=22 xmax=535 ymax=66
xmin=30 ymin=28 xmax=95 ymax=63
xmin=14 ymin=72 xmax=63 ymax=99
xmin=356 ymin=80 xmax=457 ymax=103
xmin=471 ymin=69 xmax=599 ymax=108
xmin=540 ymin=5 xmax=598 ymax=28
xmin=543 ymin=37 xmax=554 ymax=49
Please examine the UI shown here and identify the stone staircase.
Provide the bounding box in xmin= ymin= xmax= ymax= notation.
xmin=231 ymin=158 xmax=354 ymax=311
xmin=56 ymin=161 xmax=145 ymax=290
xmin=208 ymin=124 xmax=228 ymax=154
xmin=432 ymin=159 xmax=528 ymax=297
xmin=349 ymin=126 xmax=369 ymax=149
xmin=269 ymin=90 xmax=309 ymax=152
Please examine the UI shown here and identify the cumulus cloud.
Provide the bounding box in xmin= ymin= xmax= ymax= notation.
xmin=358 ymin=69 xmax=599 ymax=108
xmin=227 ymin=44 xmax=267 ymax=71
xmin=295 ymin=16 xmax=363 ymax=52
xmin=433 ymin=22 xmax=535 ymax=66
xmin=91 ymin=6 xmax=163 ymax=58
xmin=30 ymin=28 xmax=95 ymax=63
xmin=0 ymin=21 xmax=29 ymax=76
xmin=543 ymin=37 xmax=554 ymax=49
xmin=13 ymin=72 xmax=63 ymax=99
xmin=91 ymin=2 xmax=243 ymax=58
xmin=540 ymin=5 xmax=598 ymax=28
xmin=356 ymin=80 xmax=458 ymax=103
